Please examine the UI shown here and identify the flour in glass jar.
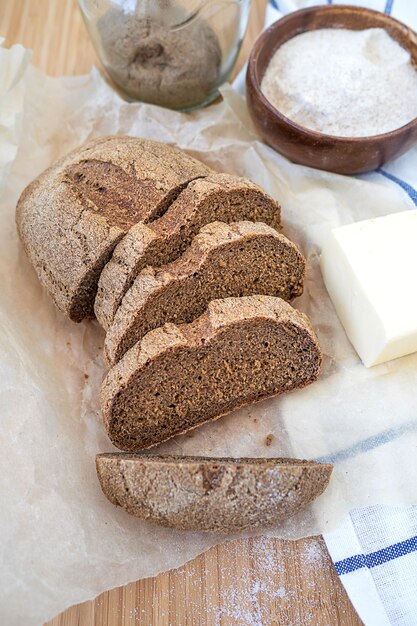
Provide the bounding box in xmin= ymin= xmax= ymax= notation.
xmin=261 ymin=28 xmax=417 ymax=137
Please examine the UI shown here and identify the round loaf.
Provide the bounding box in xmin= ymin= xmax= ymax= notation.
xmin=16 ymin=136 xmax=211 ymax=321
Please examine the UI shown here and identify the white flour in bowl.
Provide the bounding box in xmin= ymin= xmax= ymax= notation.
xmin=261 ymin=27 xmax=417 ymax=137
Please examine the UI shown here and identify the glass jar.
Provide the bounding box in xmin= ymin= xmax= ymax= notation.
xmin=78 ymin=0 xmax=251 ymax=110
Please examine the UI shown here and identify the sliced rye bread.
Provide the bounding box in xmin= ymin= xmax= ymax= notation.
xmin=96 ymin=454 xmax=332 ymax=532
xmin=101 ymin=295 xmax=322 ymax=451
xmin=94 ymin=173 xmax=281 ymax=330
xmin=104 ymin=221 xmax=306 ymax=367
xmin=16 ymin=136 xmax=211 ymax=321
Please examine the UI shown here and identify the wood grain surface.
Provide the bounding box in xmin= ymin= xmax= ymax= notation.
xmin=1 ymin=1 xmax=362 ymax=624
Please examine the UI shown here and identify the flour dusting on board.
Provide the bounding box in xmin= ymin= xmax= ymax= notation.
xmin=121 ymin=537 xmax=348 ymax=626
xmin=104 ymin=537 xmax=336 ymax=623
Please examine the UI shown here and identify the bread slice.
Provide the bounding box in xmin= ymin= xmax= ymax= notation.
xmin=94 ymin=173 xmax=281 ymax=330
xmin=16 ymin=136 xmax=211 ymax=321
xmin=96 ymin=454 xmax=332 ymax=532
xmin=101 ymin=295 xmax=321 ymax=451
xmin=104 ymin=221 xmax=306 ymax=366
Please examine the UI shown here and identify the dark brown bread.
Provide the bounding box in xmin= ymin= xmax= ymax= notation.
xmin=101 ymin=295 xmax=322 ymax=451
xmin=96 ymin=454 xmax=332 ymax=532
xmin=16 ymin=136 xmax=211 ymax=321
xmin=94 ymin=173 xmax=281 ymax=330
xmin=104 ymin=221 xmax=306 ymax=366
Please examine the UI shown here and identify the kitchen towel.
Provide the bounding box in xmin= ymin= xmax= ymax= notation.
xmin=252 ymin=2 xmax=417 ymax=625
xmin=325 ymin=505 xmax=417 ymax=626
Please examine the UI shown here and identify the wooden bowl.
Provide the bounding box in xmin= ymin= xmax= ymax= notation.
xmin=246 ymin=5 xmax=417 ymax=174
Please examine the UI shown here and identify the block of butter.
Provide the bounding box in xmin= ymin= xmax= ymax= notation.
xmin=320 ymin=210 xmax=417 ymax=367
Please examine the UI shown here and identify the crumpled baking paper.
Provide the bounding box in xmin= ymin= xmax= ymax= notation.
xmin=0 ymin=38 xmax=31 ymax=191
xmin=1 ymin=50 xmax=417 ymax=625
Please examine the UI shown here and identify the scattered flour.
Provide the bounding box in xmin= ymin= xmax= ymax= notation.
xmin=109 ymin=536 xmax=351 ymax=625
xmin=302 ymin=537 xmax=327 ymax=567
xmin=173 ymin=537 xmax=339 ymax=626
xmin=261 ymin=28 xmax=417 ymax=137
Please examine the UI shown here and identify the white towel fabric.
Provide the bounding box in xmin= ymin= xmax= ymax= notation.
xmin=236 ymin=2 xmax=417 ymax=624
xmin=325 ymin=506 xmax=417 ymax=626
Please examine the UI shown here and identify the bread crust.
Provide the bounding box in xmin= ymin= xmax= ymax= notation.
xmin=96 ymin=454 xmax=332 ymax=532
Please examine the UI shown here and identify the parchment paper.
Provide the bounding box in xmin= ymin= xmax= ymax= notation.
xmin=1 ymin=44 xmax=417 ymax=625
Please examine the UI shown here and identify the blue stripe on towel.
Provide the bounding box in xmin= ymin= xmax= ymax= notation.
xmin=378 ymin=168 xmax=417 ymax=206
xmin=335 ymin=554 xmax=366 ymax=575
xmin=269 ymin=0 xmax=280 ymax=9
xmin=384 ymin=0 xmax=394 ymax=15
xmin=335 ymin=535 xmax=417 ymax=575
xmin=315 ymin=419 xmax=417 ymax=465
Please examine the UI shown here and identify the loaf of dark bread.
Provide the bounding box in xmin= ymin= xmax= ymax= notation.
xmin=94 ymin=173 xmax=281 ymax=330
xmin=101 ymin=295 xmax=322 ymax=451
xmin=16 ymin=136 xmax=211 ymax=321
xmin=104 ymin=221 xmax=305 ymax=366
xmin=96 ymin=454 xmax=332 ymax=532
xmin=16 ymin=136 xmax=328 ymax=533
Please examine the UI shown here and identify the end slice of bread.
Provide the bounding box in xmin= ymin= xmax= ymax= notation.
xmin=104 ymin=221 xmax=306 ymax=366
xmin=16 ymin=136 xmax=211 ymax=321
xmin=96 ymin=454 xmax=332 ymax=532
xmin=94 ymin=173 xmax=281 ymax=330
xmin=101 ymin=295 xmax=321 ymax=451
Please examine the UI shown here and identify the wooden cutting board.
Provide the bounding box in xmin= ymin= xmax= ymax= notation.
xmin=1 ymin=1 xmax=362 ymax=624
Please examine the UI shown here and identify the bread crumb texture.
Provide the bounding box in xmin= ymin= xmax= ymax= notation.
xmin=101 ymin=295 xmax=321 ymax=451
